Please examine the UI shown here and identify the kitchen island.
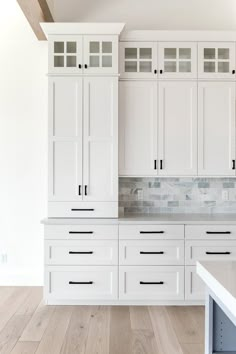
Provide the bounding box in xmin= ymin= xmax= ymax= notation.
xmin=197 ymin=261 xmax=236 ymax=354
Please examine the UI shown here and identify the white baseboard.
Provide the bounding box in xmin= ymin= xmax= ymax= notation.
xmin=0 ymin=266 xmax=43 ymax=286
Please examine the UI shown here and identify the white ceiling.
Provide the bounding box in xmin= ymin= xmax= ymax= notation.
xmin=52 ymin=0 xmax=236 ymax=30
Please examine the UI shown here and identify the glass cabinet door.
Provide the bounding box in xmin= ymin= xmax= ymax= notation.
xmin=49 ymin=35 xmax=83 ymax=73
xmin=198 ymin=42 xmax=236 ymax=79
xmin=158 ymin=42 xmax=197 ymax=78
xmin=120 ymin=42 xmax=157 ymax=78
xmin=83 ymin=35 xmax=118 ymax=74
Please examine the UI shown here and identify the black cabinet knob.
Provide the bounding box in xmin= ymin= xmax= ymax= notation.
xmin=78 ymin=64 xmax=82 ymax=69
xmin=232 ymin=70 xmax=235 ymax=74
xmin=154 ymin=69 xmax=157 ymax=74
xmin=160 ymin=69 xmax=163 ymax=74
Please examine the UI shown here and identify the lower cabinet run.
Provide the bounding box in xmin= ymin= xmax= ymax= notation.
xmin=43 ymin=221 xmax=236 ymax=304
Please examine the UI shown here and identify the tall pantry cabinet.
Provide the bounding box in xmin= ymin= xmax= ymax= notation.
xmin=41 ymin=24 xmax=125 ymax=218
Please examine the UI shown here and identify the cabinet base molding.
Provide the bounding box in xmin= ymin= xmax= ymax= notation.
xmin=48 ymin=201 xmax=118 ymax=218
xmin=44 ymin=299 xmax=204 ymax=306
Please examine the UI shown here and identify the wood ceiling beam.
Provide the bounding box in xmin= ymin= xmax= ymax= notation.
xmin=17 ymin=0 xmax=54 ymax=40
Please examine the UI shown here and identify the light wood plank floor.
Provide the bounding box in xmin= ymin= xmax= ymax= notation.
xmin=0 ymin=287 xmax=204 ymax=354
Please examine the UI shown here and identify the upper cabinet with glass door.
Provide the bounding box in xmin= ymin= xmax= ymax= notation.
xmin=49 ymin=35 xmax=83 ymax=74
xmin=83 ymin=35 xmax=118 ymax=74
xmin=120 ymin=42 xmax=157 ymax=78
xmin=198 ymin=42 xmax=236 ymax=79
xmin=158 ymin=42 xmax=197 ymax=79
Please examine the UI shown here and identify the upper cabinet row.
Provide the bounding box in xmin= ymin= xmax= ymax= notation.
xmin=121 ymin=41 xmax=236 ymax=79
xmin=49 ymin=37 xmax=236 ymax=79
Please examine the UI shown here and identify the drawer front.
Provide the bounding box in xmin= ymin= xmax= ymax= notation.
xmin=119 ymin=266 xmax=184 ymax=300
xmin=119 ymin=225 xmax=184 ymax=240
xmin=119 ymin=240 xmax=184 ymax=265
xmin=45 ymin=225 xmax=118 ymax=240
xmin=185 ymin=225 xmax=236 ymax=240
xmin=45 ymin=266 xmax=118 ymax=300
xmin=45 ymin=240 xmax=118 ymax=265
xmin=48 ymin=202 xmax=118 ymax=218
xmin=185 ymin=240 xmax=236 ymax=265
xmin=185 ymin=266 xmax=205 ymax=301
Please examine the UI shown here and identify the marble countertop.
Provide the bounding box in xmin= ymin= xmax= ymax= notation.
xmin=197 ymin=261 xmax=236 ymax=319
xmin=42 ymin=213 xmax=236 ymax=225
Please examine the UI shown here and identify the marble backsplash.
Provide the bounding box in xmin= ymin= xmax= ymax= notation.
xmin=119 ymin=177 xmax=236 ymax=215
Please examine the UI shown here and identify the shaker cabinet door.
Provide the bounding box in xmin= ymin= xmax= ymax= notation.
xmin=198 ymin=81 xmax=236 ymax=176
xmin=83 ymin=77 xmax=118 ymax=201
xmin=158 ymin=81 xmax=197 ymax=176
xmin=119 ymin=81 xmax=158 ymax=176
xmin=48 ymin=77 xmax=83 ymax=201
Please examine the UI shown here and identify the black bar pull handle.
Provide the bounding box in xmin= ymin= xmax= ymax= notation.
xmin=160 ymin=69 xmax=163 ymax=74
xmin=78 ymin=185 xmax=82 ymax=196
xmin=69 ymin=281 xmax=93 ymax=285
xmin=140 ymin=231 xmax=164 ymax=234
xmin=233 ymin=70 xmax=235 ymax=74
xmin=154 ymin=160 xmax=157 ymax=170
xmin=233 ymin=160 xmax=235 ymax=170
xmin=160 ymin=160 xmax=163 ymax=170
xmin=140 ymin=281 xmax=164 ymax=285
xmin=69 ymin=251 xmax=93 ymax=254
xmin=206 ymin=231 xmax=231 ymax=235
xmin=85 ymin=185 xmax=88 ymax=196
xmin=140 ymin=251 xmax=164 ymax=254
xmin=71 ymin=209 xmax=94 ymax=211
xmin=84 ymin=64 xmax=88 ymax=69
xmin=154 ymin=69 xmax=157 ymax=74
xmin=78 ymin=64 xmax=82 ymax=69
xmin=206 ymin=251 xmax=231 ymax=255
xmin=69 ymin=231 xmax=94 ymax=234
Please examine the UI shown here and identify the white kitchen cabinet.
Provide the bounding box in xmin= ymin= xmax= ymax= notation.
xmin=83 ymin=35 xmax=118 ymax=74
xmin=48 ymin=77 xmax=83 ymax=201
xmin=120 ymin=42 xmax=157 ymax=78
xmin=158 ymin=42 xmax=197 ymax=79
xmin=83 ymin=77 xmax=118 ymax=201
xmin=49 ymin=35 xmax=83 ymax=74
xmin=198 ymin=42 xmax=236 ymax=79
xmin=49 ymin=76 xmax=118 ymax=209
xmin=158 ymin=81 xmax=197 ymax=175
xmin=185 ymin=266 xmax=205 ymax=300
xmin=119 ymin=81 xmax=158 ymax=176
xmin=198 ymin=81 xmax=236 ymax=176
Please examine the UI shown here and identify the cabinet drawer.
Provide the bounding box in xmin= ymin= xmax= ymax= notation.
xmin=45 ymin=224 xmax=118 ymax=240
xmin=185 ymin=240 xmax=236 ymax=265
xmin=185 ymin=225 xmax=236 ymax=240
xmin=45 ymin=240 xmax=118 ymax=265
xmin=45 ymin=266 xmax=118 ymax=300
xmin=119 ymin=225 xmax=184 ymax=240
xmin=185 ymin=266 xmax=205 ymax=301
xmin=48 ymin=202 xmax=118 ymax=218
xmin=119 ymin=266 xmax=184 ymax=300
xmin=119 ymin=240 xmax=184 ymax=265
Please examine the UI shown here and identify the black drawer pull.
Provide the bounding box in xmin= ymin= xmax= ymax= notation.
xmin=140 ymin=251 xmax=164 ymax=254
xmin=69 ymin=281 xmax=93 ymax=285
xmin=205 ymin=251 xmax=231 ymax=255
xmin=233 ymin=160 xmax=236 ymax=170
xmin=140 ymin=281 xmax=164 ymax=285
xmin=69 ymin=231 xmax=94 ymax=234
xmin=140 ymin=231 xmax=164 ymax=234
xmin=69 ymin=251 xmax=93 ymax=254
xmin=71 ymin=209 xmax=94 ymax=211
xmin=206 ymin=231 xmax=231 ymax=235
xmin=154 ymin=159 xmax=157 ymax=170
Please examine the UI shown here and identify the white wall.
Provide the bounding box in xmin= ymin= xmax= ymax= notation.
xmin=54 ymin=0 xmax=236 ymax=30
xmin=0 ymin=1 xmax=48 ymax=285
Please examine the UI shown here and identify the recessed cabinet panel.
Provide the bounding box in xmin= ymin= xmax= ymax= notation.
xmin=120 ymin=42 xmax=157 ymax=78
xmin=83 ymin=35 xmax=118 ymax=74
xmin=159 ymin=81 xmax=197 ymax=176
xmin=119 ymin=81 xmax=157 ymax=176
xmin=49 ymin=141 xmax=82 ymax=201
xmin=159 ymin=42 xmax=197 ymax=78
xmin=49 ymin=35 xmax=83 ymax=74
xmin=198 ymin=81 xmax=236 ymax=176
xmin=83 ymin=77 xmax=118 ymax=201
xmin=198 ymin=42 xmax=236 ymax=79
